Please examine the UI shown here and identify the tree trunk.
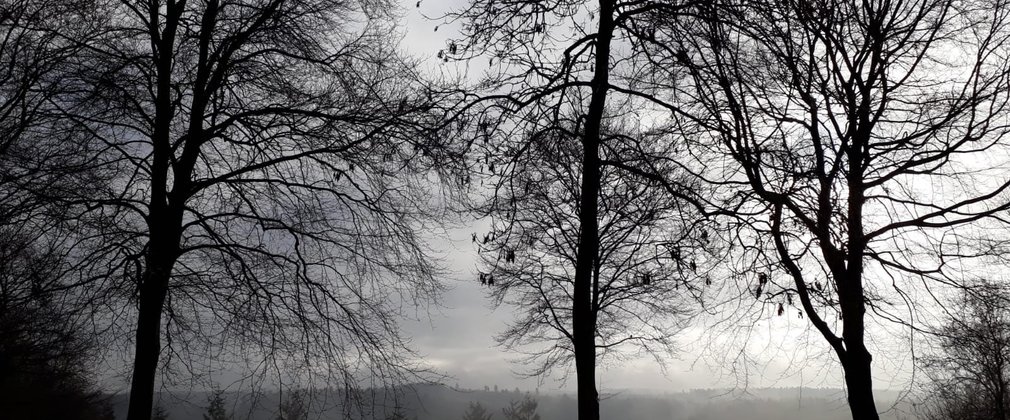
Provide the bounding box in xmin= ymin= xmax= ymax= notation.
xmin=841 ymin=345 xmax=879 ymax=420
xmin=842 ymin=127 xmax=877 ymax=420
xmin=574 ymin=347 xmax=599 ymax=420
xmin=126 ymin=3 xmax=181 ymax=417
xmin=998 ymin=376 xmax=1008 ymax=420
xmin=124 ymin=204 xmax=184 ymax=420
xmin=571 ymin=2 xmax=614 ymax=420
xmin=125 ymin=262 xmax=172 ymax=420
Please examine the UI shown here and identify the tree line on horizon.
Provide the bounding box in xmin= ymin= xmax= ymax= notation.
xmin=4 ymin=0 xmax=1010 ymax=420
xmin=122 ymin=385 xmax=916 ymax=420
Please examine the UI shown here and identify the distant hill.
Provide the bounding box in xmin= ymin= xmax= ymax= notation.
xmin=106 ymin=384 xmax=917 ymax=420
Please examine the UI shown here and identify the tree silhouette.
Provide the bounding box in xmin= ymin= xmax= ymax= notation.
xmin=919 ymin=281 xmax=1010 ymax=420
xmin=203 ymin=389 xmax=231 ymax=420
xmin=46 ymin=0 xmax=462 ymax=418
xmin=0 ymin=232 xmax=111 ymax=420
xmin=641 ymin=0 xmax=1010 ymax=418
xmin=462 ymin=401 xmax=494 ymax=420
xmin=502 ymin=395 xmax=540 ymax=420
xmin=442 ymin=2 xmax=701 ymax=419
xmin=480 ymin=119 xmax=698 ymax=378
xmin=0 ymin=2 xmax=113 ymax=418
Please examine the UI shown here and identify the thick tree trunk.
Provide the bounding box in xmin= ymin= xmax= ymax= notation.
xmin=572 ymin=93 xmax=603 ymax=420
xmin=125 ymin=262 xmax=172 ymax=420
xmin=841 ymin=345 xmax=879 ymax=420
xmin=573 ymin=345 xmax=600 ymax=420
xmin=571 ymin=2 xmax=614 ymax=420
xmin=842 ymin=121 xmax=876 ymax=420
xmin=126 ymin=3 xmax=182 ymax=417
xmin=838 ymin=272 xmax=878 ymax=420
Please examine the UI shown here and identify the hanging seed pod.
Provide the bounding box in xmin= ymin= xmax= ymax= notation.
xmin=777 ymin=303 xmax=784 ymax=316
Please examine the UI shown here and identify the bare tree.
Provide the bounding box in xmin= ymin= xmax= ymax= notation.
xmin=462 ymin=401 xmax=494 ymax=420
xmin=0 ymin=228 xmax=111 ymax=419
xmin=440 ymin=2 xmax=700 ymax=419
xmin=501 ymin=395 xmax=540 ymax=420
xmin=638 ymin=0 xmax=1010 ymax=418
xmin=43 ymin=1 xmax=463 ymax=419
xmin=0 ymin=302 xmax=112 ymax=419
xmin=0 ymin=3 xmax=114 ymax=418
xmin=0 ymin=0 xmax=105 ymax=238
xmin=477 ymin=117 xmax=700 ymax=379
xmin=918 ymin=281 xmax=1010 ymax=420
xmin=0 ymin=0 xmax=68 ymax=159
xmin=203 ymin=389 xmax=231 ymax=420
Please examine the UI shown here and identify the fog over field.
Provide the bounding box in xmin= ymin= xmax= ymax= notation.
xmin=107 ymin=385 xmax=916 ymax=420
